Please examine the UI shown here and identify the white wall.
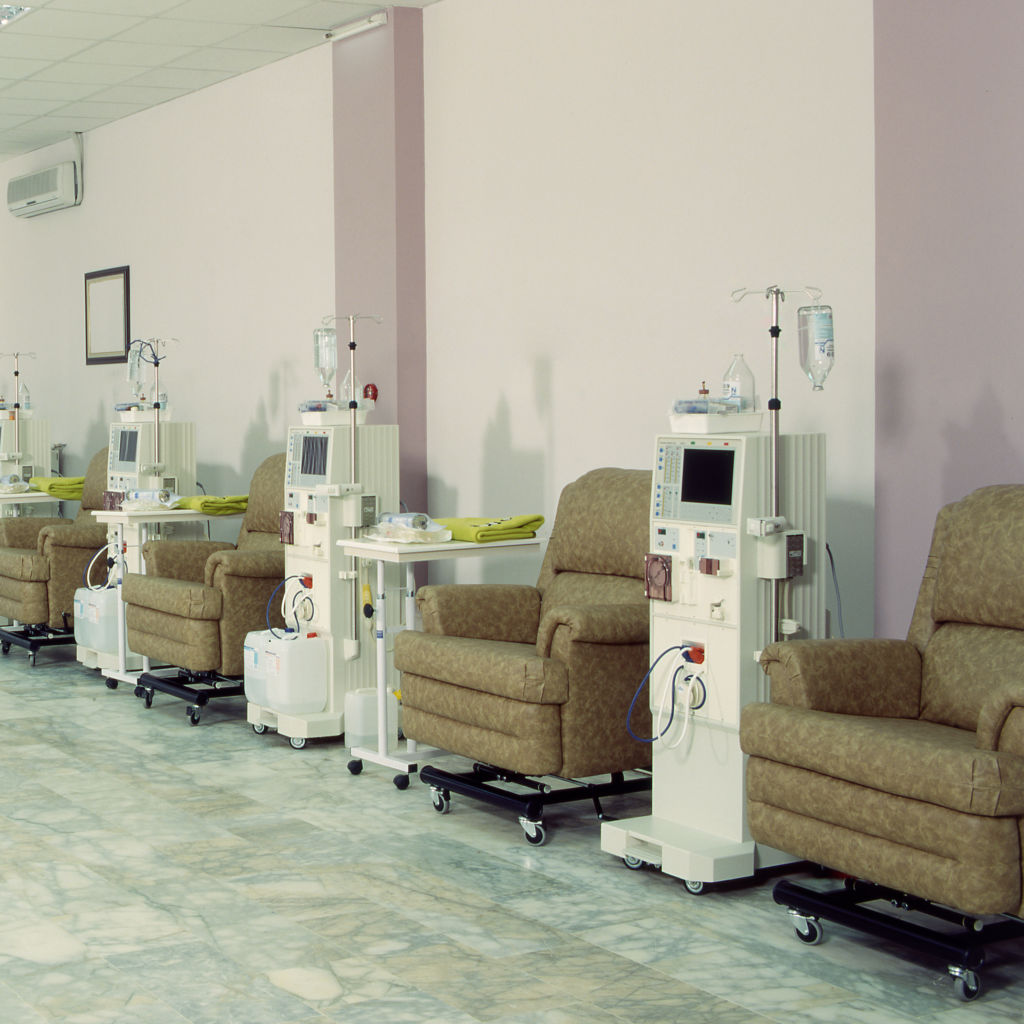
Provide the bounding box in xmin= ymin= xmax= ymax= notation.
xmin=0 ymin=45 xmax=335 ymax=524
xmin=422 ymin=0 xmax=877 ymax=635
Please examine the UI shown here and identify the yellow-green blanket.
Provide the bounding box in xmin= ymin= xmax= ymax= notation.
xmin=173 ymin=495 xmax=249 ymax=515
xmin=435 ymin=514 xmax=544 ymax=543
xmin=29 ymin=476 xmax=84 ymax=500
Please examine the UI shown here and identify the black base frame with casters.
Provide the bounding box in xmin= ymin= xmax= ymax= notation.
xmin=133 ymin=668 xmax=243 ymax=726
xmin=0 ymin=622 xmax=75 ymax=666
xmin=419 ymin=762 xmax=651 ymax=846
xmin=773 ymin=877 xmax=1024 ymax=1002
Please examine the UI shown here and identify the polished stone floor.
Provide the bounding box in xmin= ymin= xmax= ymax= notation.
xmin=1 ymin=647 xmax=1023 ymax=1023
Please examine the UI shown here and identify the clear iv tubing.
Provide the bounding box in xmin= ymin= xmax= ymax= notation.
xmin=627 ymin=645 xmax=706 ymax=743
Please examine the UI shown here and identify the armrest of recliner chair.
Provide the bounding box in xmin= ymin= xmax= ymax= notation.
xmin=537 ymin=602 xmax=648 ymax=658
xmin=205 ymin=547 xmax=285 ymax=587
xmin=760 ymin=637 xmax=922 ymax=718
xmin=416 ymin=583 xmax=541 ymax=642
xmin=143 ymin=539 xmax=236 ymax=582
xmin=976 ymin=684 xmax=1024 ymax=754
xmin=38 ymin=521 xmax=109 ymax=554
xmin=0 ymin=516 xmax=64 ymax=550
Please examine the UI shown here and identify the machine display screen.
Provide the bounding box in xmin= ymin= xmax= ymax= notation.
xmin=118 ymin=429 xmax=138 ymax=465
xmin=681 ymin=448 xmax=734 ymax=506
xmin=300 ymin=435 xmax=329 ymax=479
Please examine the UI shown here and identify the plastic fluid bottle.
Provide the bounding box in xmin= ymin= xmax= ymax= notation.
xmin=797 ymin=305 xmax=835 ymax=390
xmin=721 ymin=354 xmax=755 ymax=410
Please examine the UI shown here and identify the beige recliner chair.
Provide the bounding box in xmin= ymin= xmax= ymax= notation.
xmin=122 ymin=453 xmax=285 ymax=725
xmin=0 ymin=448 xmax=109 ymax=664
xmin=393 ymin=467 xmax=653 ymax=845
xmin=740 ymin=485 xmax=1024 ymax=1001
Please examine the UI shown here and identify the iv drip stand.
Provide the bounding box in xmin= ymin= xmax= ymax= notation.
xmin=766 ymin=286 xmax=783 ymax=644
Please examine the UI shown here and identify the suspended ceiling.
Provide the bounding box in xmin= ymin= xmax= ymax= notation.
xmin=0 ymin=0 xmax=438 ymax=160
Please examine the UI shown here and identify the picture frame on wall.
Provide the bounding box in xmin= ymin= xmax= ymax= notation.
xmin=85 ymin=266 xmax=130 ymax=365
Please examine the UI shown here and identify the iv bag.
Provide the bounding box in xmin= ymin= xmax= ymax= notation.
xmin=797 ymin=305 xmax=835 ymax=391
xmin=313 ymin=325 xmax=338 ymax=394
xmin=126 ymin=343 xmax=144 ymax=397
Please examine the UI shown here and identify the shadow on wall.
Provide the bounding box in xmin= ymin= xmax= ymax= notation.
xmin=822 ymin=495 xmax=873 ymax=641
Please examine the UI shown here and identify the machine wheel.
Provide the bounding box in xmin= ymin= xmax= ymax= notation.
xmin=952 ymin=969 xmax=981 ymax=1002
xmin=520 ymin=819 xmax=548 ymax=846
xmin=27 ymin=651 xmax=35 ymax=667
xmin=430 ymin=788 xmax=451 ymax=814
xmin=188 ymin=708 xmax=201 ymax=726
xmin=393 ymin=774 xmax=410 ymax=790
xmin=133 ymin=685 xmax=144 ymax=699
xmin=144 ymin=691 xmax=154 ymax=709
xmin=623 ymin=855 xmax=644 ymax=870
xmin=252 ymin=723 xmax=267 ymax=735
xmin=105 ymin=678 xmax=118 ymax=690
xmin=683 ymin=879 xmax=707 ymax=896
xmin=288 ymin=736 xmax=306 ymax=750
xmin=794 ymin=917 xmax=824 ymax=945
xmin=1 ymin=642 xmax=9 ymax=655
xmin=347 ymin=759 xmax=363 ymax=775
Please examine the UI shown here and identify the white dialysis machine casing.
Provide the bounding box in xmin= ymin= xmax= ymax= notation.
xmin=245 ymin=418 xmax=400 ymax=744
xmin=601 ymin=430 xmax=825 ymax=888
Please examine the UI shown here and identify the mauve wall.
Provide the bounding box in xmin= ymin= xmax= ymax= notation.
xmin=874 ymin=0 xmax=1024 ymax=636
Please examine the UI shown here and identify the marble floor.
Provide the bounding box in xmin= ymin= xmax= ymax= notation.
xmin=1 ymin=647 xmax=1023 ymax=1024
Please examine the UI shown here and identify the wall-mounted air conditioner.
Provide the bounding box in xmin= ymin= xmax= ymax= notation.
xmin=7 ymin=161 xmax=81 ymax=218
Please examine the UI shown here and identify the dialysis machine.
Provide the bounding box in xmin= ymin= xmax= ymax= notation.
xmin=246 ymin=314 xmax=401 ymax=748
xmin=78 ymin=340 xmax=198 ymax=672
xmin=601 ymin=427 xmax=826 ymax=890
xmin=0 ymin=352 xmax=50 ymax=512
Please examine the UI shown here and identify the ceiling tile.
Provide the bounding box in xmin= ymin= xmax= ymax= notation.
xmin=0 ymin=95 xmax=65 ymax=115
xmin=31 ymin=61 xmax=148 ymax=84
xmin=55 ymin=98 xmax=146 ymax=118
xmin=0 ymin=35 xmax=93 ymax=60
xmin=85 ymin=82 xmax=185 ymax=104
xmin=164 ymin=0 xmax=311 ymax=25
xmin=0 ymin=113 xmax=31 ymax=129
xmin=4 ymin=8 xmax=145 ymax=39
xmin=214 ymin=25 xmax=321 ymax=54
xmin=65 ymin=39 xmax=195 ymax=65
xmin=111 ymin=18 xmax=249 ymax=48
xmin=31 ymin=112 xmax=111 ymax=130
xmin=0 ymin=57 xmax=52 ymax=78
xmin=37 ymin=0 xmax=183 ymax=13
xmin=0 ymin=78 xmax=101 ymax=100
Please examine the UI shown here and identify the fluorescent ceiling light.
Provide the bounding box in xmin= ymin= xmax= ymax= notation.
xmin=325 ymin=10 xmax=387 ymax=41
xmin=0 ymin=4 xmax=30 ymax=27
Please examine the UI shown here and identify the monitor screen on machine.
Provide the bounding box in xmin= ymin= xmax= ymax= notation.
xmin=654 ymin=438 xmax=739 ymax=525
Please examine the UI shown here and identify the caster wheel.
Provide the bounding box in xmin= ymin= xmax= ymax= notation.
xmin=105 ymin=678 xmax=118 ymax=690
xmin=794 ymin=917 xmax=824 ymax=945
xmin=952 ymin=969 xmax=981 ymax=1002
xmin=683 ymin=879 xmax=707 ymax=896
xmin=252 ymin=723 xmax=267 ymax=735
xmin=289 ymin=736 xmax=306 ymax=750
xmin=134 ymin=685 xmax=145 ymax=699
xmin=144 ymin=691 xmax=154 ymax=709
xmin=393 ymin=774 xmax=410 ymax=790
xmin=623 ymin=855 xmax=644 ymax=870
xmin=1 ymin=642 xmax=9 ymax=655
xmin=520 ymin=819 xmax=548 ymax=846
xmin=188 ymin=709 xmax=201 ymax=726
xmin=27 ymin=652 xmax=36 ymax=667
xmin=430 ymin=788 xmax=451 ymax=814
xmin=347 ymin=759 xmax=363 ymax=775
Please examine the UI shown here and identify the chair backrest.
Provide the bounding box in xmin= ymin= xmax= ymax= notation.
xmin=910 ymin=485 xmax=1024 ymax=731
xmin=74 ymin=448 xmax=109 ymax=521
xmin=236 ymin=452 xmax=286 ymax=550
xmin=536 ymin=467 xmax=651 ymax=615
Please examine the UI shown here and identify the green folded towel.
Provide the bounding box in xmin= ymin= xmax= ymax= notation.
xmin=29 ymin=476 xmax=84 ymax=499
xmin=435 ymin=514 xmax=544 ymax=543
xmin=172 ymin=495 xmax=249 ymax=515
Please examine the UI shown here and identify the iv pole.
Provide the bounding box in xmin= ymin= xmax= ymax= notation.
xmin=732 ymin=284 xmax=823 ymax=644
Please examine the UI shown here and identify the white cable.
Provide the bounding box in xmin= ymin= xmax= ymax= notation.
xmin=663 ymin=672 xmax=704 ymax=750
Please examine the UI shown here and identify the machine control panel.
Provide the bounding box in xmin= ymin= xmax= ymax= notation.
xmin=653 ymin=437 xmax=739 ymax=525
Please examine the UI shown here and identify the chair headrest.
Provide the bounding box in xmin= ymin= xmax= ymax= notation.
xmin=81 ymin=447 xmax=109 ymax=511
xmin=242 ymin=452 xmax=286 ymax=536
xmin=545 ymin=467 xmax=651 ymax=580
xmin=933 ymin=485 xmax=1024 ymax=630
